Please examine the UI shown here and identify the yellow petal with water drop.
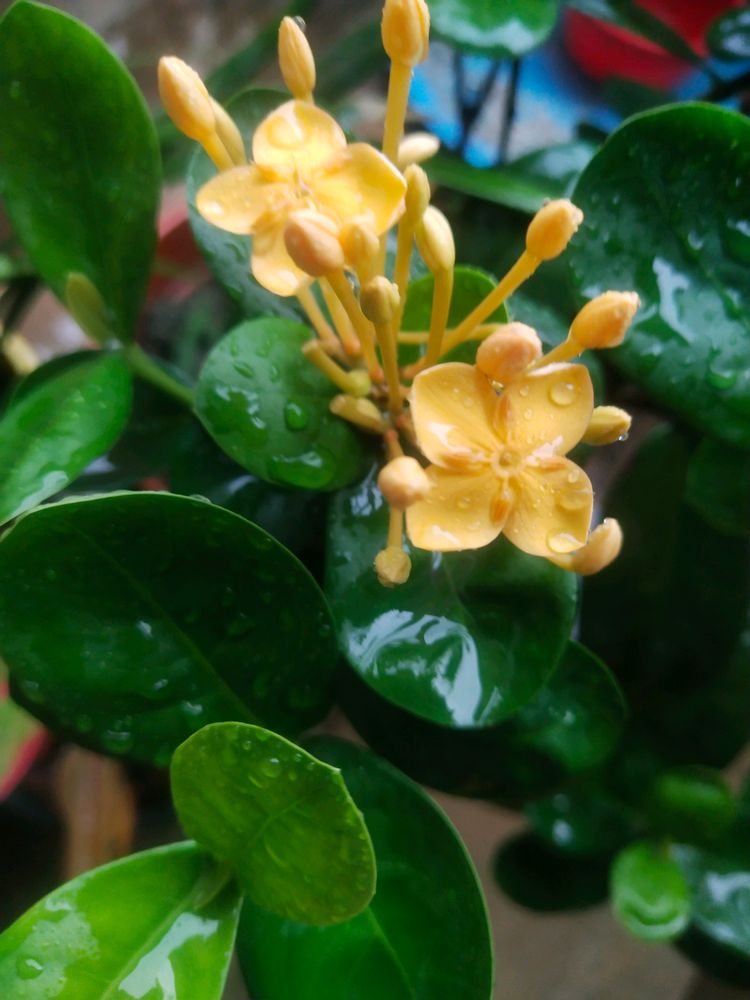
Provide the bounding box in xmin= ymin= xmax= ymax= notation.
xmin=501 ymin=363 xmax=593 ymax=457
xmin=253 ymin=100 xmax=346 ymax=175
xmin=196 ymin=165 xmax=291 ymax=235
xmin=504 ymin=457 xmax=593 ymax=558
xmin=251 ymin=219 xmax=311 ymax=296
xmin=313 ymin=143 xmax=406 ymax=235
xmin=406 ymin=466 xmax=502 ymax=551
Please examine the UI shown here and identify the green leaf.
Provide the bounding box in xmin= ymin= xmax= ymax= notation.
xmin=237 ymin=737 xmax=494 ymax=1000
xmin=0 ymin=842 xmax=241 ymax=999
xmin=707 ymin=7 xmax=750 ymax=62
xmin=195 ymin=318 xmax=369 ymax=491
xmin=685 ymin=436 xmax=750 ymax=537
xmin=649 ymin=767 xmax=737 ymax=844
xmin=566 ymin=0 xmax=703 ymax=66
xmin=171 ymin=723 xmax=375 ymax=926
xmin=611 ymin=841 xmax=691 ymax=942
xmin=187 ymin=88 xmax=301 ymax=321
xmin=0 ymin=492 xmax=337 ymax=765
xmin=327 ymin=468 xmax=578 ymax=727
xmin=569 ymin=104 xmax=750 ymax=446
xmin=526 ymin=783 xmax=637 ymax=857
xmin=429 ymin=0 xmax=559 ymax=58
xmin=0 ymin=2 xmax=159 ymax=340
xmin=0 ymin=351 xmax=132 ymax=525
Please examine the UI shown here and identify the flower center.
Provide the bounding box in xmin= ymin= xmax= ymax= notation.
xmin=491 ymin=448 xmax=518 ymax=477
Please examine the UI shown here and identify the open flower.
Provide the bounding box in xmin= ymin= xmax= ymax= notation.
xmin=196 ymin=100 xmax=406 ymax=296
xmin=406 ymin=362 xmax=595 ymax=556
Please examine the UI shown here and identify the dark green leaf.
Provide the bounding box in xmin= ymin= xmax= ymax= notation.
xmin=611 ymin=841 xmax=691 ymax=942
xmin=430 ymin=0 xmax=559 ymax=58
xmin=0 ymin=351 xmax=132 ymax=524
xmin=685 ymin=436 xmax=750 ymax=537
xmin=0 ymin=842 xmax=241 ymax=999
xmin=649 ymin=767 xmax=736 ymax=843
xmin=566 ymin=0 xmax=703 ymax=66
xmin=569 ymin=104 xmax=750 ymax=446
xmin=316 ymin=19 xmax=387 ymax=102
xmin=195 ymin=318 xmax=369 ymax=491
xmin=0 ymin=2 xmax=159 ymax=340
xmin=0 ymin=492 xmax=336 ymax=765
xmin=526 ymin=783 xmax=637 ymax=857
xmin=327 ymin=468 xmax=578 ymax=727
xmin=238 ymin=737 xmax=494 ymax=999
xmin=708 ymin=7 xmax=750 ymax=62
xmin=171 ymin=723 xmax=375 ymax=926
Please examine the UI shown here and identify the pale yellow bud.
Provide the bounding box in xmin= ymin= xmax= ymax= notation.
xmin=415 ymin=206 xmax=455 ymax=273
xmin=284 ymin=211 xmax=344 ymax=276
xmin=476 ymin=323 xmax=542 ymax=384
xmin=209 ymin=98 xmax=245 ymax=165
xmin=64 ymin=272 xmax=112 ymax=344
xmin=397 ymin=131 xmax=440 ymax=170
xmin=340 ymin=221 xmax=380 ymax=271
xmin=381 ymin=0 xmax=430 ymax=66
xmin=330 ymin=395 xmax=387 ymax=434
xmin=278 ymin=16 xmax=316 ymax=100
xmin=2 ymin=333 xmax=37 ymax=376
xmin=570 ymin=291 xmax=640 ymax=350
xmin=378 ymin=456 xmax=431 ymax=510
xmin=570 ymin=519 xmax=623 ymax=575
xmin=582 ymin=405 xmax=632 ymax=445
xmin=374 ymin=545 xmax=412 ymax=586
xmin=158 ymin=56 xmax=215 ymax=142
xmin=526 ymin=199 xmax=583 ymax=261
xmin=404 ymin=164 xmax=431 ymax=223
xmin=360 ymin=277 xmax=400 ymax=325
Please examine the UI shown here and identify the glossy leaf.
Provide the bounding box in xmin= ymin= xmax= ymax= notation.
xmin=649 ymin=766 xmax=736 ymax=843
xmin=0 ymin=668 xmax=46 ymax=801
xmin=611 ymin=841 xmax=691 ymax=942
xmin=569 ymin=104 xmax=750 ymax=446
xmin=708 ymin=7 xmax=750 ymax=62
xmin=0 ymin=2 xmax=159 ymax=340
xmin=195 ymin=318 xmax=369 ymax=491
xmin=171 ymin=723 xmax=375 ymax=926
xmin=187 ymin=88 xmax=301 ymax=322
xmin=0 ymin=492 xmax=337 ymax=765
xmin=238 ymin=737 xmax=494 ymax=1000
xmin=327 ymin=468 xmax=578 ymax=727
xmin=685 ymin=436 xmax=750 ymax=537
xmin=0 ymin=351 xmax=132 ymax=525
xmin=430 ymin=0 xmax=559 ymax=58
xmin=526 ymin=784 xmax=637 ymax=857
xmin=0 ymin=842 xmax=241 ymax=999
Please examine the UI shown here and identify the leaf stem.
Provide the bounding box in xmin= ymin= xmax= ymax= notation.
xmin=124 ymin=344 xmax=194 ymax=406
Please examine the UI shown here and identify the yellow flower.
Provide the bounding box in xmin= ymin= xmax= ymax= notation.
xmin=406 ymin=362 xmax=595 ymax=556
xmin=196 ymin=100 xmax=406 ymax=296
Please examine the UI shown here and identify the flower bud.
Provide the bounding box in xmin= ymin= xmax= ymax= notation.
xmin=570 ymin=518 xmax=623 ymax=575
xmin=330 ymin=394 xmax=387 ymax=434
xmin=404 ymin=164 xmax=431 ymax=223
xmin=526 ymin=199 xmax=583 ymax=261
xmin=209 ymin=98 xmax=245 ymax=165
xmin=278 ymin=16 xmax=316 ymax=100
xmin=374 ymin=545 xmax=412 ymax=586
xmin=570 ymin=291 xmax=640 ymax=350
xmin=284 ymin=211 xmax=344 ymax=276
xmin=582 ymin=405 xmax=632 ymax=445
xmin=64 ymin=272 xmax=112 ymax=344
xmin=397 ymin=131 xmax=440 ymax=171
xmin=340 ymin=221 xmax=379 ymax=271
xmin=378 ymin=456 xmax=431 ymax=510
xmin=2 ymin=333 xmax=37 ymax=376
xmin=381 ymin=0 xmax=430 ymax=66
xmin=158 ymin=56 xmax=215 ymax=142
xmin=415 ymin=206 xmax=455 ymax=273
xmin=476 ymin=323 xmax=542 ymax=384
xmin=360 ymin=277 xmax=400 ymax=325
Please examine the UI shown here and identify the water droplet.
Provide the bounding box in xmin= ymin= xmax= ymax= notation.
xmin=9 ymin=80 xmax=21 ymax=100
xmin=549 ymin=382 xmax=577 ymax=407
xmin=556 ymin=492 xmax=589 ymax=512
xmin=547 ymin=530 xmax=582 ymax=553
xmin=260 ymin=756 xmax=282 ymax=779
xmin=457 ymin=496 xmax=471 ymax=510
xmin=16 ymin=957 xmax=43 ymax=980
xmin=523 ymin=408 xmax=533 ymax=420
xmin=518 ymin=384 xmax=530 ymax=398
xmin=284 ymin=400 xmax=309 ymax=430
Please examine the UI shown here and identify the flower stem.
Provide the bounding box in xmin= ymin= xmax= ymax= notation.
xmin=125 ymin=345 xmax=194 ymax=407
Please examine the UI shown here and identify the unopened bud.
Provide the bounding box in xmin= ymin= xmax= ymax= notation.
xmin=583 ymin=405 xmax=632 ymax=445
xmin=158 ymin=56 xmax=215 ymax=142
xmin=404 ymin=164 xmax=431 ymax=223
xmin=340 ymin=221 xmax=379 ymax=271
xmin=278 ymin=16 xmax=316 ymax=100
xmin=64 ymin=272 xmax=112 ymax=344
xmin=476 ymin=323 xmax=541 ymax=384
xmin=378 ymin=456 xmax=431 ymax=510
xmin=570 ymin=291 xmax=639 ymax=350
xmin=2 ymin=333 xmax=37 ymax=376
xmin=284 ymin=211 xmax=344 ymax=276
xmin=381 ymin=0 xmax=430 ymax=66
xmin=330 ymin=394 xmax=387 ymax=434
xmin=374 ymin=545 xmax=412 ymax=586
xmin=209 ymin=98 xmax=245 ymax=165
xmin=526 ymin=199 xmax=583 ymax=261
xmin=360 ymin=277 xmax=400 ymax=325
xmin=415 ymin=206 xmax=455 ymax=273
xmin=397 ymin=131 xmax=440 ymax=170
xmin=570 ymin=519 xmax=623 ymax=575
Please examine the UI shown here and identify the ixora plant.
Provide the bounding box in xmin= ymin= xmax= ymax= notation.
xmin=0 ymin=0 xmax=749 ymax=996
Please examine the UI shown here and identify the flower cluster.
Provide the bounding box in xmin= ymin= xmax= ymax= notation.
xmin=159 ymin=0 xmax=638 ymax=586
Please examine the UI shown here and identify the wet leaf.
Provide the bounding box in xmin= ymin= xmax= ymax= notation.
xmin=430 ymin=0 xmax=559 ymax=58
xmin=611 ymin=841 xmax=691 ymax=942
xmin=526 ymin=783 xmax=637 ymax=857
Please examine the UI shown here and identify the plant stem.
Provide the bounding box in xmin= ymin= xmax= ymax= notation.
xmin=125 ymin=344 xmax=194 ymax=406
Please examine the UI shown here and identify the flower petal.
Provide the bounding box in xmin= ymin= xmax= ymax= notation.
xmin=253 ymin=100 xmax=346 ymax=175
xmin=410 ymin=363 xmax=499 ymax=469
xmin=313 ymin=143 xmax=406 ymax=234
xmin=504 ymin=457 xmax=593 ymax=558
xmin=406 ymin=466 xmax=504 ymax=552
xmin=501 ymin=363 xmax=593 ymax=457
xmin=196 ymin=165 xmax=291 ymax=235
xmin=251 ymin=220 xmax=310 ymax=296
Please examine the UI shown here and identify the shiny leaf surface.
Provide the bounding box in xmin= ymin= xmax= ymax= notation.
xmin=429 ymin=0 xmax=559 ymax=58
xmin=0 ymin=842 xmax=240 ymax=999
xmin=0 ymin=493 xmax=336 ymax=765
xmin=526 ymin=783 xmax=637 ymax=857
xmin=238 ymin=737 xmax=494 ymax=999
xmin=611 ymin=841 xmax=691 ymax=942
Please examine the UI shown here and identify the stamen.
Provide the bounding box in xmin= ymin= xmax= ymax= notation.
xmin=302 ymin=339 xmax=371 ymax=396
xmin=319 ymin=279 xmax=361 ymax=358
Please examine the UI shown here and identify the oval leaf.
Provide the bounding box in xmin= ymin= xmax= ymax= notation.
xmin=649 ymin=766 xmax=736 ymax=843
xmin=569 ymin=104 xmax=750 ymax=446
xmin=0 ymin=492 xmax=337 ymax=765
xmin=195 ymin=318 xmax=369 ymax=491
xmin=430 ymin=0 xmax=558 ymax=58
xmin=0 ymin=842 xmax=240 ymax=999
xmin=237 ymin=737 xmax=494 ymax=1000
xmin=526 ymin=784 xmax=637 ymax=857
xmin=0 ymin=350 xmax=132 ymax=525
xmin=0 ymin=2 xmax=159 ymax=339
xmin=611 ymin=841 xmax=691 ymax=942
xmin=171 ymin=723 xmax=376 ymax=926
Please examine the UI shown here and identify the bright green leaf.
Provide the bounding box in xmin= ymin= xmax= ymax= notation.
xmin=649 ymin=766 xmax=736 ymax=843
xmin=611 ymin=841 xmax=691 ymax=942
xmin=429 ymin=0 xmax=559 ymax=58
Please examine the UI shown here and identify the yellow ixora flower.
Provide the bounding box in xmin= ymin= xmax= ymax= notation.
xmin=406 ymin=361 xmax=595 ymax=557
xmin=196 ymin=100 xmax=406 ymax=296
